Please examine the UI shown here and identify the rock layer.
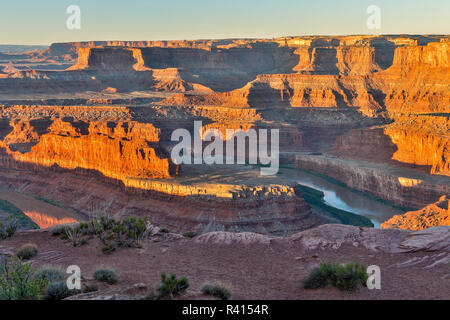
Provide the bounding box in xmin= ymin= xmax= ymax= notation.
xmin=382 ymin=196 xmax=449 ymax=230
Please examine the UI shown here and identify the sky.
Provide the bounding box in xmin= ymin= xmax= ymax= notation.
xmin=1 ymin=0 xmax=449 ymax=45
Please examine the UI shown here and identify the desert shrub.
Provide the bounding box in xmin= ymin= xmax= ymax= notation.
xmin=0 ymin=216 xmax=18 ymax=239
xmin=0 ymin=256 xmax=48 ymax=300
xmin=101 ymin=243 xmax=117 ymax=254
xmin=64 ymin=216 xmax=151 ymax=254
xmin=302 ymin=262 xmax=368 ymax=292
xmin=100 ymin=242 xmax=116 ymax=254
xmin=45 ymin=281 xmax=81 ymax=300
xmin=201 ymin=282 xmax=232 ymax=300
xmin=65 ymin=227 xmax=87 ymax=247
xmin=16 ymin=243 xmax=38 ymax=260
xmin=142 ymin=289 xmax=159 ymax=300
xmin=333 ymin=262 xmax=368 ymax=291
xmin=93 ymin=268 xmax=118 ymax=285
xmin=183 ymin=231 xmax=198 ymax=239
xmin=302 ymin=262 xmax=339 ymax=289
xmin=157 ymin=273 xmax=189 ymax=299
xmin=0 ymin=223 xmax=6 ymax=240
xmin=121 ymin=216 xmax=149 ymax=243
xmin=50 ymin=224 xmax=73 ymax=236
xmin=83 ymin=283 xmax=98 ymax=293
xmin=34 ymin=267 xmax=66 ymax=283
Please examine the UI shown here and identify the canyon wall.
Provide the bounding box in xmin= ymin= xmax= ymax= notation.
xmin=0 ymin=117 xmax=177 ymax=180
xmin=154 ymin=40 xmax=449 ymax=116
xmin=2 ymin=35 xmax=449 ymax=114
xmin=331 ymin=115 xmax=449 ymax=176
xmin=0 ymin=156 xmax=322 ymax=235
xmin=0 ymin=105 xmax=324 ymax=234
xmin=295 ymin=154 xmax=449 ymax=209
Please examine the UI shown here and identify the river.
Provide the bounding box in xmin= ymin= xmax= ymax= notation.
xmin=278 ymin=168 xmax=404 ymax=228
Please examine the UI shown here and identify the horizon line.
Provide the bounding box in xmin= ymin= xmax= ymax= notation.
xmin=2 ymin=33 xmax=449 ymax=47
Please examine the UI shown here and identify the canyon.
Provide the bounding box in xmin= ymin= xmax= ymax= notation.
xmin=0 ymin=35 xmax=448 ymax=234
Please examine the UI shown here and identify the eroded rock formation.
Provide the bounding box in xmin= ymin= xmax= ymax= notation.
xmin=382 ymin=196 xmax=449 ymax=230
xmin=0 ymin=118 xmax=177 ymax=180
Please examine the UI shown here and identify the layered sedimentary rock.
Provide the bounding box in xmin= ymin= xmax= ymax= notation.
xmin=2 ymin=35 xmax=449 ymax=115
xmin=0 ymin=117 xmax=177 ymax=180
xmin=382 ymin=196 xmax=449 ymax=230
xmin=331 ymin=115 xmax=449 ymax=176
xmin=156 ymin=39 xmax=449 ymax=117
xmin=0 ymin=163 xmax=322 ymax=235
xmin=0 ymin=105 xmax=322 ymax=234
xmin=295 ymin=154 xmax=449 ymax=209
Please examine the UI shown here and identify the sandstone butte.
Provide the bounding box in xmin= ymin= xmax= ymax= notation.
xmin=382 ymin=196 xmax=449 ymax=231
xmin=0 ymin=34 xmax=448 ymax=233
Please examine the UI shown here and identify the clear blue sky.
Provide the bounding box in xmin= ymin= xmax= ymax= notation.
xmin=1 ymin=0 xmax=449 ymax=45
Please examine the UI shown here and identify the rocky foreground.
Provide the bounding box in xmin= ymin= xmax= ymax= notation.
xmin=0 ymin=224 xmax=449 ymax=300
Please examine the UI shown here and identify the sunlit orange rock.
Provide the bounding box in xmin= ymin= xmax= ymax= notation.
xmin=382 ymin=196 xmax=449 ymax=230
xmin=0 ymin=118 xmax=178 ymax=181
xmin=23 ymin=211 xmax=78 ymax=229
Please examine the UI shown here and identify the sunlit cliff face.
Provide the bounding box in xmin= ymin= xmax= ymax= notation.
xmin=0 ymin=118 xmax=178 ymax=182
xmin=23 ymin=211 xmax=78 ymax=229
xmin=330 ymin=114 xmax=449 ymax=177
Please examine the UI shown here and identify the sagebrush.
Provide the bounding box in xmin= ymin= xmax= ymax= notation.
xmin=16 ymin=243 xmax=38 ymax=260
xmin=201 ymin=282 xmax=232 ymax=300
xmin=302 ymin=261 xmax=368 ymax=292
xmin=93 ymin=268 xmax=119 ymax=285
xmin=0 ymin=216 xmax=18 ymax=239
xmin=45 ymin=281 xmax=81 ymax=300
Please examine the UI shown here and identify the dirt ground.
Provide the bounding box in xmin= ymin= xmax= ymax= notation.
xmin=0 ymin=228 xmax=448 ymax=300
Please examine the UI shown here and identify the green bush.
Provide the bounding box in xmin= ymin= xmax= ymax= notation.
xmin=302 ymin=262 xmax=368 ymax=292
xmin=333 ymin=262 xmax=369 ymax=291
xmin=50 ymin=224 xmax=73 ymax=236
xmin=63 ymin=216 xmax=151 ymax=254
xmin=83 ymin=283 xmax=99 ymax=293
xmin=183 ymin=231 xmax=198 ymax=239
xmin=157 ymin=273 xmax=189 ymax=299
xmin=302 ymin=262 xmax=339 ymax=289
xmin=142 ymin=289 xmax=159 ymax=300
xmin=201 ymin=282 xmax=232 ymax=300
xmin=45 ymin=281 xmax=81 ymax=300
xmin=65 ymin=227 xmax=87 ymax=247
xmin=0 ymin=216 xmax=18 ymax=239
xmin=34 ymin=267 xmax=66 ymax=283
xmin=16 ymin=243 xmax=38 ymax=260
xmin=93 ymin=268 xmax=118 ymax=285
xmin=0 ymin=256 xmax=48 ymax=300
xmin=101 ymin=243 xmax=117 ymax=254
